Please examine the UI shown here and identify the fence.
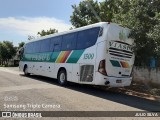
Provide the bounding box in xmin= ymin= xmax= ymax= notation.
xmin=133 ymin=67 xmax=160 ymax=85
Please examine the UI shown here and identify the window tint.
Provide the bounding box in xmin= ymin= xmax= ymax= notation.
xmin=25 ymin=41 xmax=41 ymax=53
xmin=76 ymin=27 xmax=100 ymax=49
xmin=62 ymin=33 xmax=77 ymax=51
xmin=25 ymin=43 xmax=33 ymax=53
xmin=50 ymin=36 xmax=62 ymax=52
xmin=32 ymin=42 xmax=36 ymax=53
xmin=24 ymin=44 xmax=28 ymax=53
xmin=29 ymin=43 xmax=33 ymax=53
xmin=40 ymin=39 xmax=51 ymax=52
xmin=24 ymin=27 xmax=100 ymax=53
xmin=34 ymin=41 xmax=41 ymax=53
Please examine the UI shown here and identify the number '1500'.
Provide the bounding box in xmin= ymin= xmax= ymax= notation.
xmin=83 ymin=53 xmax=94 ymax=59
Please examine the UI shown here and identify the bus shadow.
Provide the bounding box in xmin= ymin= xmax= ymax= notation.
xmin=66 ymin=84 xmax=160 ymax=111
xmin=20 ymin=74 xmax=59 ymax=85
xmin=21 ymin=74 xmax=160 ymax=111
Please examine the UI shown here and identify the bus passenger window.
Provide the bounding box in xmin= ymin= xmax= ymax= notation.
xmin=62 ymin=33 xmax=77 ymax=51
xmin=76 ymin=27 xmax=100 ymax=50
xmin=50 ymin=36 xmax=62 ymax=52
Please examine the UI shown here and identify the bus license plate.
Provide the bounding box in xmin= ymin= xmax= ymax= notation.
xmin=116 ymin=80 xmax=122 ymax=83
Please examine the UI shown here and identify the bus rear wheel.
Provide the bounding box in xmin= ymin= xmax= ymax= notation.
xmin=24 ymin=65 xmax=30 ymax=76
xmin=58 ymin=70 xmax=67 ymax=86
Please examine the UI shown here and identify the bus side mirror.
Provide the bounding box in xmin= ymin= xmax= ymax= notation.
xmin=18 ymin=47 xmax=24 ymax=59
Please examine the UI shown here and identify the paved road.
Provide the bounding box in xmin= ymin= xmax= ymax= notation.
xmin=0 ymin=67 xmax=160 ymax=120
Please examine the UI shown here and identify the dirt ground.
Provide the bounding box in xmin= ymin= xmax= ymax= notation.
xmin=108 ymin=81 xmax=160 ymax=101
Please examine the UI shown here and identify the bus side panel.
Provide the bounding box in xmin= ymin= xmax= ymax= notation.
xmin=19 ymin=61 xmax=24 ymax=72
xmin=71 ymin=64 xmax=80 ymax=83
xmin=44 ymin=62 xmax=55 ymax=78
xmin=27 ymin=62 xmax=33 ymax=74
xmin=31 ymin=62 xmax=45 ymax=76
xmin=95 ymin=41 xmax=106 ymax=85
xmin=76 ymin=46 xmax=97 ymax=84
xmin=54 ymin=63 xmax=73 ymax=81
xmin=34 ymin=62 xmax=42 ymax=75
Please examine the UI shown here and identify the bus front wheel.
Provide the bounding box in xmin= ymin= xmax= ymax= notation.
xmin=24 ymin=65 xmax=30 ymax=76
xmin=58 ymin=70 xmax=67 ymax=86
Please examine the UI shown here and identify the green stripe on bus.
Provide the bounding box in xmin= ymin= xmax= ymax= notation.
xmin=50 ymin=52 xmax=60 ymax=62
xmin=22 ymin=52 xmax=52 ymax=62
xmin=66 ymin=50 xmax=84 ymax=63
xmin=110 ymin=60 xmax=121 ymax=67
xmin=21 ymin=50 xmax=84 ymax=63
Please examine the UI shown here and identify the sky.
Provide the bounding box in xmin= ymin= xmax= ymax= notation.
xmin=0 ymin=0 xmax=104 ymax=46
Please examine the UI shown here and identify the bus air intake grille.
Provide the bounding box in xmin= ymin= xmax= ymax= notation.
xmin=109 ymin=47 xmax=133 ymax=59
xmin=80 ymin=65 xmax=94 ymax=82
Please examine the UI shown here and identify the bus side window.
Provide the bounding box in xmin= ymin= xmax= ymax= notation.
xmin=76 ymin=30 xmax=88 ymax=49
xmin=50 ymin=38 xmax=54 ymax=52
xmin=34 ymin=41 xmax=41 ymax=53
xmin=76 ymin=27 xmax=100 ymax=50
xmin=40 ymin=39 xmax=51 ymax=52
xmin=50 ymin=36 xmax=62 ymax=52
xmin=62 ymin=33 xmax=77 ymax=51
xmin=26 ymin=43 xmax=33 ymax=53
xmin=32 ymin=41 xmax=41 ymax=53
xmin=19 ymin=47 xmax=24 ymax=59
xmin=32 ymin=42 xmax=36 ymax=53
xmin=87 ymin=27 xmax=100 ymax=46
xmin=24 ymin=44 xmax=28 ymax=54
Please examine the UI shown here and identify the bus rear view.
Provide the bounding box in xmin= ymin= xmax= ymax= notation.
xmin=96 ymin=23 xmax=135 ymax=87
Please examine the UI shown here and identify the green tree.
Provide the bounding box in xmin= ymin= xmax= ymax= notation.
xmin=3 ymin=41 xmax=16 ymax=61
xmin=99 ymin=0 xmax=120 ymax=22
xmin=18 ymin=42 xmax=25 ymax=49
xmin=113 ymin=0 xmax=160 ymax=66
xmin=0 ymin=41 xmax=16 ymax=65
xmin=37 ymin=28 xmax=58 ymax=37
xmin=70 ymin=0 xmax=160 ymax=66
xmin=15 ymin=42 xmax=25 ymax=60
xmin=28 ymin=35 xmax=35 ymax=40
xmin=13 ymin=42 xmax=25 ymax=61
xmin=70 ymin=0 xmax=101 ymax=28
xmin=70 ymin=0 xmax=119 ymax=28
xmin=0 ymin=42 xmax=7 ymax=65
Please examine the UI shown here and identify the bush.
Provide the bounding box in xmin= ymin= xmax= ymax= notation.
xmin=4 ymin=64 xmax=8 ymax=67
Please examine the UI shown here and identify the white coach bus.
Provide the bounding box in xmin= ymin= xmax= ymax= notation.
xmin=19 ymin=22 xmax=135 ymax=87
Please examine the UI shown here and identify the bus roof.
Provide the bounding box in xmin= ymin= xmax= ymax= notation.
xmin=26 ymin=22 xmax=120 ymax=44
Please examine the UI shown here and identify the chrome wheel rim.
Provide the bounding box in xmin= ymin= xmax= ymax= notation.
xmin=25 ymin=67 xmax=28 ymax=74
xmin=60 ymin=73 xmax=65 ymax=83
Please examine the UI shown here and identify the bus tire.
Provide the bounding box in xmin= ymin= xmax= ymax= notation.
xmin=24 ymin=65 xmax=30 ymax=76
xmin=58 ymin=70 xmax=67 ymax=86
